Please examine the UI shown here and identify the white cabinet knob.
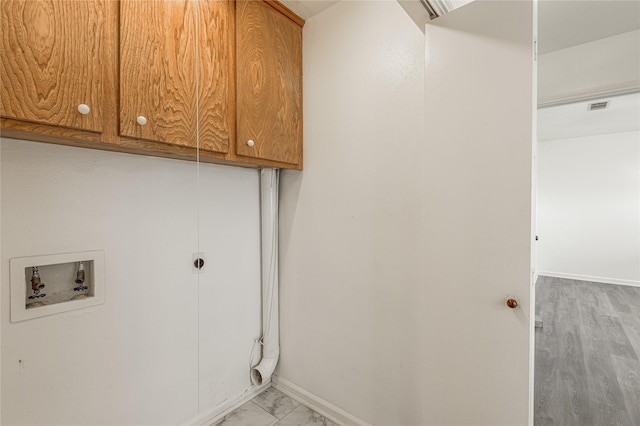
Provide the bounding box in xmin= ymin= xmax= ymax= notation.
xmin=77 ymin=104 xmax=90 ymax=115
xmin=137 ymin=116 xmax=147 ymax=126
xmin=247 ymin=139 xmax=255 ymax=147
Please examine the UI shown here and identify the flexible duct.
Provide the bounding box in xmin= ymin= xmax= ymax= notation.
xmin=251 ymin=168 xmax=280 ymax=386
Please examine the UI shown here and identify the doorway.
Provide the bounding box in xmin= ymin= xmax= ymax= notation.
xmin=534 ymin=2 xmax=640 ymax=422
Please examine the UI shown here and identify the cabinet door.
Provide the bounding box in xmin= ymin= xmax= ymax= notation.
xmin=119 ymin=0 xmax=230 ymax=154
xmin=198 ymin=0 xmax=233 ymax=153
xmin=236 ymin=0 xmax=302 ymax=165
xmin=0 ymin=0 xmax=104 ymax=133
xmin=119 ymin=0 xmax=196 ymax=148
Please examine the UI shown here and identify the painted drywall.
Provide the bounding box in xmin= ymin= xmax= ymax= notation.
xmin=1 ymin=138 xmax=261 ymax=425
xmin=538 ymin=29 xmax=640 ymax=106
xmin=537 ymin=131 xmax=640 ymax=284
xmin=538 ymin=92 xmax=640 ymax=142
xmin=278 ymin=1 xmax=425 ymax=424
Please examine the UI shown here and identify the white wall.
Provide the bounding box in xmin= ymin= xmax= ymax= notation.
xmin=538 ymin=29 xmax=640 ymax=106
xmin=537 ymin=131 xmax=640 ymax=285
xmin=1 ymin=138 xmax=261 ymax=425
xmin=278 ymin=1 xmax=425 ymax=424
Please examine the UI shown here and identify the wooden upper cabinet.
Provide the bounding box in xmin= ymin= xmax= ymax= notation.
xmin=0 ymin=0 xmax=104 ymax=133
xmin=236 ymin=0 xmax=302 ymax=166
xmin=119 ymin=0 xmax=232 ymax=154
xmin=1 ymin=0 xmax=303 ymax=168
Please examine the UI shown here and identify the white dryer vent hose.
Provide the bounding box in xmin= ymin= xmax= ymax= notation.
xmin=251 ymin=168 xmax=280 ymax=386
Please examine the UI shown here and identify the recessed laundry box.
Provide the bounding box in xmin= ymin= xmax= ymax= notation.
xmin=10 ymin=250 xmax=105 ymax=322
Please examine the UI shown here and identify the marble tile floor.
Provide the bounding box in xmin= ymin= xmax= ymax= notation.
xmin=214 ymin=387 xmax=338 ymax=426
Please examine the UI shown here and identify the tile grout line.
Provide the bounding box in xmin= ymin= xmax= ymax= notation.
xmin=276 ymin=397 xmax=301 ymax=421
xmin=252 ymin=388 xmax=302 ymax=421
xmin=277 ymin=403 xmax=304 ymax=424
xmin=248 ymin=400 xmax=280 ymax=423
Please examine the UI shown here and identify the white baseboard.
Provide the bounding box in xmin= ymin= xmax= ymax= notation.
xmin=538 ymin=271 xmax=640 ymax=288
xmin=271 ymin=375 xmax=370 ymax=426
xmin=183 ymin=382 xmax=271 ymax=426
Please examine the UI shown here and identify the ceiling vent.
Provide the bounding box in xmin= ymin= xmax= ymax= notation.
xmin=588 ymin=101 xmax=609 ymax=111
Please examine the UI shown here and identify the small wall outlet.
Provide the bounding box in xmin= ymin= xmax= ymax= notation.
xmin=10 ymin=250 xmax=105 ymax=322
xmin=192 ymin=252 xmax=206 ymax=274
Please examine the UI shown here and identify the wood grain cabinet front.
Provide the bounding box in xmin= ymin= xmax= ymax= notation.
xmin=1 ymin=0 xmax=303 ymax=169
xmin=1 ymin=0 xmax=105 ymax=133
xmin=236 ymin=0 xmax=303 ymax=167
xmin=119 ymin=0 xmax=233 ymax=154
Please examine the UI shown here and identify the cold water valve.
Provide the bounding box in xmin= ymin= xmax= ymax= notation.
xmin=73 ymin=262 xmax=88 ymax=292
xmin=75 ymin=262 xmax=85 ymax=284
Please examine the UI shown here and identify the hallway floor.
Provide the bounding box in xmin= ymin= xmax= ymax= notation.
xmin=535 ymin=276 xmax=640 ymax=425
xmin=214 ymin=387 xmax=337 ymax=426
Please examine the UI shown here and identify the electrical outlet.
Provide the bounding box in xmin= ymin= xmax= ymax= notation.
xmin=192 ymin=253 xmax=206 ymax=274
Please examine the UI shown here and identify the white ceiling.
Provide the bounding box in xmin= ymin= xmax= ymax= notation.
xmin=281 ymin=0 xmax=640 ymax=55
xmin=538 ymin=92 xmax=640 ymax=141
xmin=279 ymin=0 xmax=339 ymax=20
xmin=538 ymin=0 xmax=640 ymax=54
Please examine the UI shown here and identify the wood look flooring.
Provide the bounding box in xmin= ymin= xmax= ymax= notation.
xmin=535 ymin=276 xmax=640 ymax=426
